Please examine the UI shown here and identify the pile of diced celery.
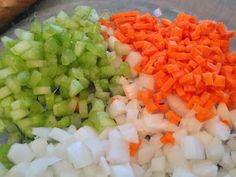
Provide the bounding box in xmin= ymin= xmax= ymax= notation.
xmin=0 ymin=6 xmax=130 ymax=144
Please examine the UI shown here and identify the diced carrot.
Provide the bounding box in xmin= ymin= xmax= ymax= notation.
xmin=176 ymin=86 xmax=185 ymax=97
xmin=161 ymin=77 xmax=176 ymax=92
xmin=162 ymin=18 xmax=172 ymax=26
xmin=202 ymin=72 xmax=214 ymax=86
xmin=214 ymin=75 xmax=225 ymax=87
xmin=165 ymin=111 xmax=181 ymax=125
xmin=114 ymin=30 xmax=129 ymax=43
xmin=129 ymin=139 xmax=142 ymax=156
xmin=159 ymin=104 xmax=169 ymax=113
xmin=160 ymin=132 xmax=175 ymax=144
xmin=200 ymin=91 xmax=211 ymax=105
xmin=179 ymin=72 xmax=193 ymax=84
xmin=146 ymin=102 xmax=159 ymax=113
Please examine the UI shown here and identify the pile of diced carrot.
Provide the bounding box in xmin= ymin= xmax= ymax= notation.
xmin=106 ymin=11 xmax=236 ymax=123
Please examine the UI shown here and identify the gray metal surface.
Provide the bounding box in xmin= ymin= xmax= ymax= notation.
xmin=0 ymin=0 xmax=236 ymax=144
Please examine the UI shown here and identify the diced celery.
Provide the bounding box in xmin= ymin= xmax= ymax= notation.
xmin=90 ymin=98 xmax=105 ymax=114
xmin=83 ymin=67 xmax=99 ymax=80
xmin=119 ymin=62 xmax=132 ymax=78
xmin=45 ymin=93 xmax=54 ymax=110
xmin=53 ymin=98 xmax=77 ymax=117
xmin=17 ymin=71 xmax=30 ymax=86
xmin=26 ymin=60 xmax=45 ymax=68
xmin=0 ymin=67 xmax=15 ymax=80
xmin=95 ymin=91 xmax=110 ymax=102
xmin=114 ymin=41 xmax=129 ymax=55
xmin=0 ymin=144 xmax=14 ymax=169
xmin=61 ymin=49 xmax=77 ymax=65
xmin=89 ymin=112 xmax=116 ymax=132
xmin=99 ymin=79 xmax=109 ymax=91
xmin=82 ymin=119 xmax=94 ymax=127
xmin=4 ymin=106 xmax=12 ymax=119
xmin=29 ymin=21 xmax=42 ymax=34
xmin=1 ymin=36 xmax=16 ymax=48
xmin=79 ymin=90 xmax=88 ymax=100
xmin=44 ymin=37 xmax=61 ymax=55
xmin=16 ymin=118 xmax=33 ymax=138
xmin=100 ymin=65 xmax=116 ymax=78
xmin=0 ymin=86 xmax=11 ymax=100
xmin=4 ymin=121 xmax=18 ymax=133
xmin=77 ymin=51 xmax=97 ymax=68
xmin=10 ymin=41 xmax=31 ymax=55
xmin=2 ymin=52 xmax=26 ymax=72
xmin=79 ymin=99 xmax=88 ymax=118
xmin=0 ymin=120 xmax=5 ymax=133
xmin=15 ymin=28 xmax=34 ymax=40
xmin=21 ymin=41 xmax=43 ymax=60
xmin=10 ymin=109 xmax=29 ymax=121
xmin=29 ymin=70 xmax=42 ymax=87
xmin=44 ymin=114 xmax=57 ymax=127
xmin=11 ymin=99 xmax=29 ymax=110
xmin=64 ymin=19 xmax=79 ymax=29
xmin=30 ymin=101 xmax=44 ymax=114
xmin=69 ymin=68 xmax=84 ymax=79
xmin=109 ymin=84 xmax=124 ymax=96
xmin=70 ymin=113 xmax=81 ymax=127
xmin=38 ymin=77 xmax=53 ymax=87
xmin=30 ymin=114 xmax=45 ymax=126
xmin=1 ymin=96 xmax=13 ymax=108
xmin=40 ymin=64 xmax=58 ymax=78
xmin=57 ymin=116 xmax=71 ymax=128
xmin=85 ymin=43 xmax=107 ymax=59
xmin=42 ymin=23 xmax=63 ymax=40
xmin=74 ymin=41 xmax=85 ymax=57
xmin=60 ymin=32 xmax=73 ymax=49
xmin=74 ymin=6 xmax=93 ymax=20
xmin=69 ymin=79 xmax=83 ymax=97
xmin=33 ymin=86 xmax=51 ymax=95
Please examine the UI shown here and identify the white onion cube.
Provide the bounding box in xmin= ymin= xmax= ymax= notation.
xmin=110 ymin=164 xmax=135 ymax=177
xmin=118 ymin=123 xmax=139 ymax=143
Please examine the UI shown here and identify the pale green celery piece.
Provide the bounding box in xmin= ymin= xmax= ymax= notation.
xmin=33 ymin=86 xmax=51 ymax=95
xmin=77 ymin=51 xmax=97 ymax=68
xmin=42 ymin=23 xmax=63 ymax=40
xmin=53 ymin=98 xmax=77 ymax=117
xmin=30 ymin=114 xmax=45 ymax=126
xmin=30 ymin=101 xmax=44 ymax=114
xmin=17 ymin=71 xmax=30 ymax=86
xmin=45 ymin=114 xmax=57 ymax=127
xmin=44 ymin=37 xmax=61 ymax=55
xmin=0 ymin=67 xmax=15 ymax=80
xmin=10 ymin=41 xmax=31 ymax=55
xmin=57 ymin=116 xmax=71 ymax=128
xmin=40 ymin=64 xmax=58 ymax=79
xmin=0 ymin=86 xmax=11 ymax=100
xmin=21 ymin=41 xmax=44 ymax=60
xmin=29 ymin=21 xmax=42 ymax=34
xmin=89 ymin=111 xmax=116 ymax=132
xmin=119 ymin=62 xmax=132 ymax=79
xmin=11 ymin=99 xmax=30 ymax=110
xmin=74 ymin=41 xmax=85 ymax=57
xmin=99 ymin=79 xmax=109 ymax=91
xmin=38 ymin=77 xmax=54 ymax=87
xmin=78 ymin=99 xmax=88 ymax=118
xmin=99 ymin=65 xmax=116 ymax=78
xmin=29 ymin=70 xmax=42 ymax=87
xmin=90 ymin=98 xmax=105 ymax=114
xmin=26 ymin=60 xmax=45 ymax=68
xmin=45 ymin=93 xmax=54 ymax=110
xmin=85 ymin=42 xmax=107 ymax=59
xmin=61 ymin=49 xmax=77 ymax=66
xmin=109 ymin=84 xmax=124 ymax=96
xmin=69 ymin=79 xmax=83 ymax=97
xmin=64 ymin=18 xmax=79 ymax=29
xmin=16 ymin=118 xmax=33 ymax=138
xmin=14 ymin=29 xmax=34 ymax=40
xmin=95 ymin=91 xmax=110 ymax=103
xmin=0 ymin=96 xmax=13 ymax=108
xmin=10 ymin=109 xmax=29 ymax=121
xmin=114 ymin=41 xmax=129 ymax=55
xmin=70 ymin=114 xmax=81 ymax=128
